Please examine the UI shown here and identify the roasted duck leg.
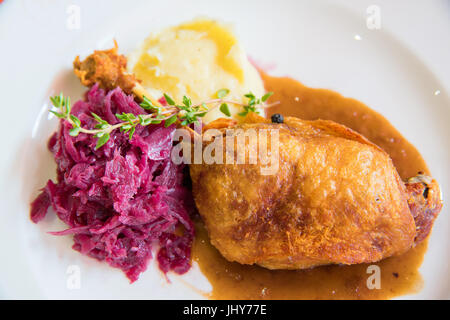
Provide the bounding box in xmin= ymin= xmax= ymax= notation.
xmin=189 ymin=115 xmax=442 ymax=269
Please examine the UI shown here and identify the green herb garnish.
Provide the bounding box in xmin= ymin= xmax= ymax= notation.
xmin=219 ymin=103 xmax=231 ymax=117
xmin=49 ymin=89 xmax=276 ymax=148
xmin=216 ymin=88 xmax=230 ymax=99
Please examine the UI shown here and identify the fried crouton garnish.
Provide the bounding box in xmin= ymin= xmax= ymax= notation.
xmin=73 ymin=41 xmax=138 ymax=94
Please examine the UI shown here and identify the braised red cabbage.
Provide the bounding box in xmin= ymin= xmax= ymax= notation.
xmin=31 ymin=84 xmax=195 ymax=282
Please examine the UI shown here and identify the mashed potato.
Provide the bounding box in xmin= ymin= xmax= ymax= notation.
xmin=128 ymin=19 xmax=265 ymax=123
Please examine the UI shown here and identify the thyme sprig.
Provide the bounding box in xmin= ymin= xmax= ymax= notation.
xmin=49 ymin=89 xmax=275 ymax=149
xmin=238 ymin=91 xmax=274 ymax=117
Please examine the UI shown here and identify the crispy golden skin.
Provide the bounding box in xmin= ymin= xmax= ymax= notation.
xmin=189 ymin=116 xmax=442 ymax=269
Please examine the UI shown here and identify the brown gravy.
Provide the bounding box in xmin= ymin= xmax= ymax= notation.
xmin=191 ymin=73 xmax=429 ymax=300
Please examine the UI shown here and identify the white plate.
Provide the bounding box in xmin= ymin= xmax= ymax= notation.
xmin=0 ymin=0 xmax=448 ymax=299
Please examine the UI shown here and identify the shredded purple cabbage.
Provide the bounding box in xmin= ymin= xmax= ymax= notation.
xmin=30 ymin=84 xmax=195 ymax=282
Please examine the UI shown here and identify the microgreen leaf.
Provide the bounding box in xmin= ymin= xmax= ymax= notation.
xmin=261 ymin=92 xmax=274 ymax=102
xmin=115 ymin=113 xmax=127 ymax=121
xmin=219 ymin=103 xmax=231 ymax=117
xmin=50 ymin=97 xmax=59 ymax=107
xmin=182 ymin=96 xmax=192 ymax=108
xmin=70 ymin=115 xmax=81 ymax=127
xmin=122 ymin=124 xmax=132 ymax=131
xmin=140 ymin=96 xmax=160 ymax=112
xmin=164 ymin=114 xmax=177 ymax=127
xmin=140 ymin=117 xmax=152 ymax=126
xmin=91 ymin=112 xmax=108 ymax=125
xmin=65 ymin=97 xmax=71 ymax=114
xmin=216 ymin=88 xmax=230 ymax=99
xmin=69 ymin=127 xmax=81 ymax=136
xmin=129 ymin=126 xmax=135 ymax=140
xmin=50 ymin=110 xmax=65 ymax=119
xmin=163 ymin=93 xmax=176 ymax=106
xmin=95 ymin=133 xmax=110 ymax=149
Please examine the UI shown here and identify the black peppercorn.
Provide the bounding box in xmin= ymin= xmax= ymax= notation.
xmin=271 ymin=113 xmax=284 ymax=123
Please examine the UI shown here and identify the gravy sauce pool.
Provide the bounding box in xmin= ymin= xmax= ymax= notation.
xmin=191 ymin=72 xmax=430 ymax=299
